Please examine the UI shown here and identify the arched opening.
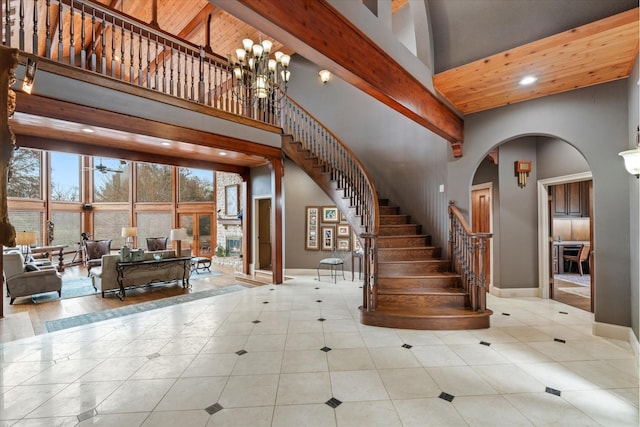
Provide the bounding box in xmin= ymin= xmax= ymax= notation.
xmin=471 ymin=135 xmax=593 ymax=312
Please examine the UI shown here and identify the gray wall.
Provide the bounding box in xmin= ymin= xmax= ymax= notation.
xmin=286 ymin=56 xmax=450 ymax=253
xmin=536 ymin=137 xmax=590 ymax=178
xmin=448 ymin=79 xmax=633 ymax=330
xmin=626 ymin=57 xmax=639 ymax=339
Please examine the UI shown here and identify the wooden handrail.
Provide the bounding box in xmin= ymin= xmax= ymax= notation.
xmin=281 ymin=97 xmax=379 ymax=311
xmin=448 ymin=201 xmax=492 ymax=313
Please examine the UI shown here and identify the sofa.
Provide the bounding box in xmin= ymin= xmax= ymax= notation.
xmin=3 ymin=252 xmax=62 ymax=304
xmin=90 ymin=249 xmax=191 ymax=297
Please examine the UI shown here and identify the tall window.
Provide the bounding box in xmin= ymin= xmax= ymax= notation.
xmin=50 ymin=152 xmax=81 ymax=202
xmin=93 ymin=158 xmax=129 ymax=202
xmin=179 ymin=167 xmax=214 ymax=202
xmin=136 ymin=163 xmax=172 ymax=202
xmin=8 ymin=148 xmax=42 ymax=199
xmin=50 ymin=211 xmax=81 ymax=247
xmin=136 ymin=212 xmax=172 ymax=246
xmin=8 ymin=211 xmax=43 ymax=245
xmin=94 ymin=211 xmax=128 ymax=247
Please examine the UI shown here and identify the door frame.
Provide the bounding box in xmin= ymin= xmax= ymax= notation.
xmin=252 ymin=195 xmax=272 ymax=273
xmin=470 ymin=182 xmax=494 ymax=293
xmin=537 ymin=171 xmax=592 ymax=299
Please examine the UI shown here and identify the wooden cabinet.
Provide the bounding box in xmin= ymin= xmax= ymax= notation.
xmin=552 ymin=180 xmax=591 ymax=217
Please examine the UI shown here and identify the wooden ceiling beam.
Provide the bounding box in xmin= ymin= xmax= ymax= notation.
xmin=215 ymin=0 xmax=464 ymax=156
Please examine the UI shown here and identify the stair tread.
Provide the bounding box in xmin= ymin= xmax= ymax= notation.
xmin=371 ymin=307 xmax=492 ymax=317
xmin=378 ymin=246 xmax=438 ymax=250
xmin=379 ymin=259 xmax=447 ymax=264
xmin=379 ymin=234 xmax=430 ymax=238
xmin=378 ymin=273 xmax=461 ymax=279
xmin=378 ymin=288 xmax=467 ymax=295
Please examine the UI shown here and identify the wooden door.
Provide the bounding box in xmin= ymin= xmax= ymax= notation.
xmin=471 ymin=187 xmax=491 ymax=289
xmin=257 ymin=198 xmax=272 ymax=270
xmin=178 ymin=213 xmax=214 ymax=257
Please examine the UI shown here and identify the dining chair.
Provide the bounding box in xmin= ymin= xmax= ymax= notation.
xmin=563 ymin=243 xmax=590 ymax=276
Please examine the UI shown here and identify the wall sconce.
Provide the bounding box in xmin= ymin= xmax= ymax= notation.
xmin=619 ymin=126 xmax=640 ymax=178
xmin=121 ymin=227 xmax=137 ymax=248
xmin=170 ymin=228 xmax=188 ymax=257
xmin=514 ymin=160 xmax=532 ymax=188
xmin=318 ymin=69 xmax=331 ymax=84
xmin=22 ymin=58 xmax=37 ymax=94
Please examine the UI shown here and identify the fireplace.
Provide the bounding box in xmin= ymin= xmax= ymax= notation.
xmin=226 ymin=238 xmax=241 ymax=256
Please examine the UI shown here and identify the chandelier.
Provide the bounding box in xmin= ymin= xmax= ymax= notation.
xmin=228 ymin=37 xmax=291 ymax=106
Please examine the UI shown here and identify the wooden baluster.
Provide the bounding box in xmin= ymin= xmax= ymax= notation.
xmin=161 ymin=41 xmax=166 ymax=93
xmin=45 ymin=0 xmax=51 ymax=57
xmin=57 ymin=1 xmax=62 ymax=61
xmin=198 ymin=46 xmax=204 ymax=103
xmin=90 ymin=12 xmax=96 ymax=71
xmin=119 ymin=25 xmax=124 ymax=79
xmin=190 ymin=53 xmax=195 ymax=100
xmin=176 ymin=47 xmax=181 ymax=98
xmin=4 ymin=0 xmax=12 ymax=47
xmin=169 ymin=45 xmax=174 ymax=95
xmin=183 ymin=52 xmax=188 ymax=99
xmin=100 ymin=17 xmax=106 ymax=75
xmin=137 ymin=30 xmax=142 ymax=85
xmin=32 ymin=0 xmax=38 ymax=54
xmin=19 ymin=0 xmax=24 ymax=50
xmin=111 ymin=23 xmax=116 ymax=77
xmin=129 ymin=27 xmax=134 ymax=84
xmin=80 ymin=5 xmax=85 ymax=68
xmin=154 ymin=37 xmax=158 ymax=90
xmin=145 ymin=35 xmax=150 ymax=88
xmin=69 ymin=2 xmax=75 ymax=66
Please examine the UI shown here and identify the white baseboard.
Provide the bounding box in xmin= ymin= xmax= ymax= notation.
xmin=593 ymin=322 xmax=639 ymax=355
xmin=490 ymin=287 xmax=539 ymax=298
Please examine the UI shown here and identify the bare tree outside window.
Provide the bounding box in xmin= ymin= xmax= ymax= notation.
xmin=136 ymin=163 xmax=172 ymax=202
xmin=8 ymin=148 xmax=42 ymax=200
xmin=179 ymin=167 xmax=214 ymax=202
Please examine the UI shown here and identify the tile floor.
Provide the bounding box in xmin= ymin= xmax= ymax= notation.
xmin=0 ymin=275 xmax=638 ymax=426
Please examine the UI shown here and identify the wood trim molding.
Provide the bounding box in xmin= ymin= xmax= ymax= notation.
xmin=217 ymin=0 xmax=464 ymax=156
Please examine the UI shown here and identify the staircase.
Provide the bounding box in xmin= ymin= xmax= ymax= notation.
xmin=281 ymin=99 xmax=492 ymax=330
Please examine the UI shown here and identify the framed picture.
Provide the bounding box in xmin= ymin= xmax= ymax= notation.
xmin=337 ymin=223 xmax=351 ymax=237
xmin=321 ymin=225 xmax=335 ymax=251
xmin=337 ymin=237 xmax=351 ymax=251
xmin=305 ymin=206 xmax=320 ymax=250
xmin=340 ymin=211 xmax=347 ymax=222
xmin=353 ymin=231 xmax=363 ymax=252
xmin=225 ymin=184 xmax=239 ymax=216
xmin=321 ymin=206 xmax=339 ymax=223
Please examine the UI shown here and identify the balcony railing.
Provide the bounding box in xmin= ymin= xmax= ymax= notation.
xmin=0 ymin=0 xmax=282 ymax=126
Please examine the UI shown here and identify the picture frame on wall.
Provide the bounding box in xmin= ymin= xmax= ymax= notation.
xmin=321 ymin=225 xmax=335 ymax=251
xmin=353 ymin=231 xmax=363 ymax=252
xmin=225 ymin=184 xmax=239 ymax=216
xmin=305 ymin=206 xmax=320 ymax=250
xmin=337 ymin=237 xmax=351 ymax=251
xmin=321 ymin=206 xmax=339 ymax=223
xmin=337 ymin=223 xmax=351 ymax=237
xmin=340 ymin=211 xmax=347 ymax=222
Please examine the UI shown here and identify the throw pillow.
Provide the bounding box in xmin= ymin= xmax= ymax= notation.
xmin=24 ymin=264 xmax=40 ymax=272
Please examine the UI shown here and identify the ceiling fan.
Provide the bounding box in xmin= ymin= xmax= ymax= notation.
xmin=84 ymin=159 xmax=125 ymax=174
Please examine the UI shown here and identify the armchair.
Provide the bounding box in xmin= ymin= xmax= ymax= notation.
xmin=4 ymin=252 xmax=62 ymax=304
xmin=146 ymin=237 xmax=168 ymax=251
xmin=83 ymin=240 xmax=112 ymax=276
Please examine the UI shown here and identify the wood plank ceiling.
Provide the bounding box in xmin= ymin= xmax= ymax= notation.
xmin=433 ymin=8 xmax=639 ymax=115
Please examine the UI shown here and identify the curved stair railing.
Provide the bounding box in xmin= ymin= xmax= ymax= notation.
xmin=448 ymin=201 xmax=492 ymax=313
xmin=281 ymin=98 xmax=380 ymax=311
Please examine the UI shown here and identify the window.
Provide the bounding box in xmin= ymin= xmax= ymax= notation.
xmin=136 ymin=162 xmax=172 ymax=202
xmin=8 ymin=148 xmax=42 ymax=200
xmin=50 ymin=211 xmax=81 ymax=247
xmin=8 ymin=211 xmax=43 ymax=245
xmin=93 ymin=158 xmax=129 ymax=203
xmin=179 ymin=167 xmax=214 ymax=202
xmin=93 ymin=211 xmax=128 ymax=247
xmin=50 ymin=152 xmax=81 ymax=202
xmin=136 ymin=212 xmax=172 ymax=243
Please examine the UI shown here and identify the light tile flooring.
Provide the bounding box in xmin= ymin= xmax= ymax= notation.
xmin=0 ymin=275 xmax=638 ymax=426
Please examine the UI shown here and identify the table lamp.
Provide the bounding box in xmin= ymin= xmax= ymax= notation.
xmin=121 ymin=227 xmax=137 ymax=248
xmin=170 ymin=228 xmax=188 ymax=257
xmin=15 ymin=231 xmax=37 ymax=262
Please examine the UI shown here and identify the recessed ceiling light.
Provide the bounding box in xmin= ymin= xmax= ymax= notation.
xmin=219 ymin=151 xmax=227 ymax=156
xmin=519 ymin=75 xmax=537 ymax=86
xmin=81 ymin=128 xmax=94 ymax=133
xmin=161 ymin=142 xmax=171 ymax=146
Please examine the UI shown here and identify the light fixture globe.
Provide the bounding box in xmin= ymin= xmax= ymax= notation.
xmin=619 ymin=148 xmax=640 ymax=177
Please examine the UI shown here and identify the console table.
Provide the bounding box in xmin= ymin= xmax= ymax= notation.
xmin=31 ymin=245 xmax=68 ymax=272
xmin=115 ymin=256 xmax=191 ymax=300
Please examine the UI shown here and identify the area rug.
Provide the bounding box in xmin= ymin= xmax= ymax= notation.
xmin=558 ymin=286 xmax=590 ymax=298
xmin=554 ymin=273 xmax=590 ymax=287
xmin=28 ymin=269 xmax=224 ymax=304
xmin=44 ymin=284 xmax=246 ymax=333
